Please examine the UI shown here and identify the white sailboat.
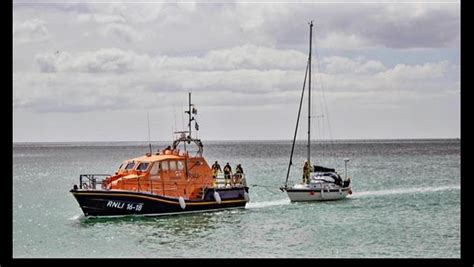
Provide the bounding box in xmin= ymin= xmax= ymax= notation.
xmin=280 ymin=21 xmax=352 ymax=202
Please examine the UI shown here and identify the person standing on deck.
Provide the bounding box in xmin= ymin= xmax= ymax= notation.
xmin=235 ymin=164 xmax=243 ymax=174
xmin=303 ymin=160 xmax=311 ymax=184
xmin=233 ymin=164 xmax=244 ymax=185
xmin=223 ymin=162 xmax=232 ymax=187
xmin=211 ymin=161 xmax=222 ymax=179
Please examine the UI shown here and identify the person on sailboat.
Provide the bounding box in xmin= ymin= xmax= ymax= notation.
xmin=303 ymin=160 xmax=311 ymax=184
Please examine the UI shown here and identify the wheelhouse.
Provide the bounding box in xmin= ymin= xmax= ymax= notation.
xmin=102 ymin=151 xmax=215 ymax=200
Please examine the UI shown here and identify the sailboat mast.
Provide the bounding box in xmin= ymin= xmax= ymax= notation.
xmin=307 ymin=21 xmax=313 ymax=164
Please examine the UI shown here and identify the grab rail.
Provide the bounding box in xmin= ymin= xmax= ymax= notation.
xmin=214 ymin=173 xmax=247 ymax=188
xmin=79 ymin=174 xmax=111 ymax=189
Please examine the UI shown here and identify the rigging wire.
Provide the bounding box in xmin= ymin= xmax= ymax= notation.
xmin=284 ymin=60 xmax=309 ymax=187
xmin=310 ymin=25 xmax=324 ymax=165
xmin=310 ymin=23 xmax=326 ymax=165
xmin=313 ymin=33 xmax=336 ymax=158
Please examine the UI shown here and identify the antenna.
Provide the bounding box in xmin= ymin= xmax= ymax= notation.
xmin=181 ymin=102 xmax=185 ymax=135
xmin=147 ymin=111 xmax=152 ymax=155
xmin=188 ymin=92 xmax=192 ymax=138
xmin=173 ymin=104 xmax=178 ymax=136
xmin=184 ymin=91 xmax=199 ymax=140
xmin=344 ymin=158 xmax=350 ymax=179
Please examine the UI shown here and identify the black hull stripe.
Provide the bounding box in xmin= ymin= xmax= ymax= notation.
xmin=85 ymin=206 xmax=246 ymax=219
xmin=71 ymin=190 xmax=247 ymax=206
xmin=72 ymin=192 xmax=246 ymax=205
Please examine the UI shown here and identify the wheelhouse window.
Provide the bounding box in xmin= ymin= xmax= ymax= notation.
xmin=150 ymin=162 xmax=160 ymax=175
xmin=125 ymin=162 xmax=136 ymax=170
xmin=177 ymin=160 xmax=184 ymax=171
xmin=136 ymin=162 xmax=150 ymax=171
xmin=161 ymin=161 xmax=169 ymax=171
xmin=117 ymin=163 xmax=124 ymax=171
xmin=169 ymin=160 xmax=177 ymax=171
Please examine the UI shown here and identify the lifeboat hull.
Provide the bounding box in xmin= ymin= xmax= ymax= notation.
xmin=70 ymin=187 xmax=249 ymax=218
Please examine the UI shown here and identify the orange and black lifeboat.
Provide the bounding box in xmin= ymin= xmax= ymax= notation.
xmin=70 ymin=93 xmax=249 ymax=217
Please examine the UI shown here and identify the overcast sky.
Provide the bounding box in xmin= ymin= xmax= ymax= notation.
xmin=13 ymin=1 xmax=460 ymax=142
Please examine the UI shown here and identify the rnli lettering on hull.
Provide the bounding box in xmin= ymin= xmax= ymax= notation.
xmin=106 ymin=200 xmax=144 ymax=211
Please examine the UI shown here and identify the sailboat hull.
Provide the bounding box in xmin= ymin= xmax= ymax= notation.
xmin=284 ymin=187 xmax=351 ymax=202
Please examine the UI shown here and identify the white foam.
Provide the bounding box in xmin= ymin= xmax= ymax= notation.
xmin=68 ymin=214 xmax=82 ymax=221
xmin=355 ymin=185 xmax=460 ymax=198
xmin=246 ymin=198 xmax=290 ymax=209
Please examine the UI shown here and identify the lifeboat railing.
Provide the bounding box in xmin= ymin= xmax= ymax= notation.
xmin=79 ymin=174 xmax=111 ymax=190
xmin=214 ymin=173 xmax=247 ymax=188
xmin=121 ymin=180 xmax=180 ymax=194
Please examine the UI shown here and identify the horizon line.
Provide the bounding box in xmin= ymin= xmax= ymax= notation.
xmin=12 ymin=137 xmax=461 ymax=144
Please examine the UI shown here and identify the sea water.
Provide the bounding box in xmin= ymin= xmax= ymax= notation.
xmin=12 ymin=139 xmax=460 ymax=258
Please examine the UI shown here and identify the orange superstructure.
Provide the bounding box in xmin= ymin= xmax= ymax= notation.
xmin=102 ymin=149 xmax=214 ymax=200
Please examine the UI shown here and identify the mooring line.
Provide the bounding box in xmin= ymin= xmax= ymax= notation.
xmin=249 ymin=184 xmax=281 ymax=195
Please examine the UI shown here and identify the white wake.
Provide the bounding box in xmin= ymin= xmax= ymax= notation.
xmin=68 ymin=214 xmax=82 ymax=220
xmin=246 ymin=198 xmax=291 ymax=209
xmin=354 ymin=185 xmax=460 ymax=198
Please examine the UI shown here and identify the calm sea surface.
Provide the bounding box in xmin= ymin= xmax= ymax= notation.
xmin=13 ymin=139 xmax=460 ymax=258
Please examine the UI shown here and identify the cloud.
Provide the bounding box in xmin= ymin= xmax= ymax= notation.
xmin=158 ymin=44 xmax=307 ymax=71
xmin=316 ymin=60 xmax=455 ymax=95
xmin=102 ymin=23 xmax=142 ymax=43
xmin=91 ymin=3 xmax=164 ymax=24
xmin=13 ymin=2 xmax=460 ymax=56
xmin=35 ymin=48 xmax=153 ymax=73
xmin=35 ymin=45 xmax=307 ymax=73
xmin=12 ymin=2 xmax=460 ymax=140
xmin=19 ymin=52 xmax=459 ymax=114
xmin=247 ymin=3 xmax=460 ymax=49
xmin=76 ymin=13 xmax=125 ymax=24
xmin=322 ymin=56 xmax=386 ymax=74
xmin=363 ymin=4 xmax=460 ymax=48
xmin=375 ymin=61 xmax=451 ymax=81
xmin=317 ymin=32 xmax=373 ymax=50
xmin=13 ymin=72 xmax=138 ymax=113
xmin=13 ymin=19 xmax=51 ymax=44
